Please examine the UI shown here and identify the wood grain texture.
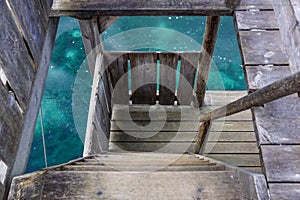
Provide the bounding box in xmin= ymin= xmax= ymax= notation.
xmin=234 ymin=11 xmax=279 ymax=30
xmin=0 ymin=1 xmax=35 ymax=110
xmin=238 ymin=31 xmax=288 ymax=65
xmin=245 ymin=65 xmax=291 ymax=90
xmin=261 ymin=145 xmax=300 ymax=182
xmin=130 ymin=53 xmax=157 ymax=105
xmin=195 ymin=16 xmax=220 ymax=107
xmin=207 ymin=154 xmax=261 ymax=167
xmin=106 ymin=52 xmax=129 ymax=105
xmin=158 ymin=53 xmax=178 ymax=105
xmin=252 ymin=95 xmax=300 ymax=144
xmin=177 ymin=53 xmax=199 ymax=105
xmin=51 ymin=0 xmax=234 ymax=17
xmin=273 ymin=0 xmax=300 ymax=72
xmin=269 ymin=183 xmax=300 ymax=200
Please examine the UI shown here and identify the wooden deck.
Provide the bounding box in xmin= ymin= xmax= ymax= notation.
xmin=110 ymin=91 xmax=262 ymax=173
xmin=234 ymin=7 xmax=300 ymax=199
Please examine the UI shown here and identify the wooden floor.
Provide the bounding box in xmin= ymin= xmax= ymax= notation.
xmin=110 ymin=91 xmax=262 ymax=173
xmin=234 ymin=8 xmax=300 ymax=199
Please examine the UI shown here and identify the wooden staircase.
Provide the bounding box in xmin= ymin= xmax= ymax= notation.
xmin=8 ymin=152 xmax=267 ymax=199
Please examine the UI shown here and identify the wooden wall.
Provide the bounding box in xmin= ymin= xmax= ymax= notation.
xmin=0 ymin=0 xmax=57 ymax=198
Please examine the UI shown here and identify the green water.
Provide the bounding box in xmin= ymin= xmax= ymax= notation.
xmin=26 ymin=16 xmax=246 ymax=172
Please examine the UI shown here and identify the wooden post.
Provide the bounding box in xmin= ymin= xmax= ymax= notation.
xmin=194 ymin=121 xmax=211 ymax=154
xmin=195 ymin=16 xmax=220 ymax=107
xmin=200 ymin=71 xmax=300 ymax=122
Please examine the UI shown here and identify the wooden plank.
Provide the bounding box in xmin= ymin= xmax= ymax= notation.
xmin=207 ymin=154 xmax=261 ymax=167
xmin=7 ymin=0 xmax=49 ymax=66
xmin=236 ymin=0 xmax=273 ymax=10
xmin=50 ymin=0 xmax=235 ymax=17
xmin=130 ymin=53 xmax=157 ymax=105
xmin=238 ymin=31 xmax=288 ymax=65
xmin=245 ymin=65 xmax=291 ymax=90
xmin=234 ymin=11 xmax=279 ymax=30
xmin=273 ymin=0 xmax=300 ymax=72
xmin=269 ymin=184 xmax=300 ymax=200
xmin=39 ymin=171 xmax=242 ymax=199
xmin=106 ymin=52 xmax=129 ymax=105
xmin=207 ymin=131 xmax=256 ymax=142
xmin=242 ymin=167 xmax=262 ymax=173
xmin=252 ymin=95 xmax=300 ymax=144
xmin=203 ymin=142 xmax=259 ymax=154
xmin=177 ymin=53 xmax=199 ymax=105
xmin=158 ymin=53 xmax=178 ymax=105
xmin=204 ymin=90 xmax=248 ymax=106
xmin=195 ymin=16 xmax=220 ymax=107
xmin=0 ymin=1 xmax=35 ymax=110
xmin=261 ymin=145 xmax=300 ymax=182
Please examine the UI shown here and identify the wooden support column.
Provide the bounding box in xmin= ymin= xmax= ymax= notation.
xmin=195 ymin=16 xmax=220 ymax=107
xmin=79 ymin=16 xmax=119 ymax=77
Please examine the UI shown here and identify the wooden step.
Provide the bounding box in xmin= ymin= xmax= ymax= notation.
xmin=61 ymin=165 xmax=225 ymax=172
xmin=22 ymin=171 xmax=243 ymax=199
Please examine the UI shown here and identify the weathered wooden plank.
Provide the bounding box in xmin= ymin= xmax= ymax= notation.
xmin=111 ymin=104 xmax=252 ymax=121
xmin=51 ymin=0 xmax=235 ymax=17
xmin=269 ymin=184 xmax=300 ymax=200
xmin=177 ymin=53 xmax=199 ymax=105
xmin=207 ymin=131 xmax=256 ymax=142
xmin=110 ymin=142 xmax=195 ymax=153
xmin=235 ymin=0 xmax=273 ymax=10
xmin=84 ymin=55 xmax=110 ymax=155
xmin=207 ymin=154 xmax=261 ymax=167
xmin=261 ymin=145 xmax=300 ymax=182
xmin=106 ymin=52 xmax=129 ymax=105
xmin=0 ymin=1 xmax=35 ymax=110
xmin=111 ymin=121 xmax=253 ymax=132
xmin=130 ymin=53 xmax=157 ymax=105
xmin=195 ymin=16 xmax=220 ymax=107
xmin=242 ymin=167 xmax=262 ymax=173
xmin=204 ymin=90 xmax=248 ymax=106
xmin=7 ymin=0 xmax=49 ymax=66
xmin=203 ymin=142 xmax=259 ymax=154
xmin=0 ymin=83 xmax=24 ymax=194
xmin=245 ymin=65 xmax=291 ymax=90
xmin=273 ymin=0 xmax=300 ymax=72
xmin=252 ymin=95 xmax=300 ymax=144
xmin=234 ymin=11 xmax=279 ymax=30
xmin=238 ymin=31 xmax=288 ymax=65
xmin=158 ymin=53 xmax=178 ymax=105
xmin=40 ymin=171 xmax=241 ymax=199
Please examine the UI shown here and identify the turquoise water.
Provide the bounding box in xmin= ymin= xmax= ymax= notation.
xmin=26 ymin=16 xmax=246 ymax=172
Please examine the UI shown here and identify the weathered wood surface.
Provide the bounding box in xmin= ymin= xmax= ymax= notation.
xmin=0 ymin=1 xmax=35 ymax=110
xmin=261 ymin=145 xmax=300 ymax=182
xmin=245 ymin=65 xmax=291 ymax=90
xmin=273 ymin=0 xmax=300 ymax=72
xmin=238 ymin=31 xmax=288 ymax=65
xmin=204 ymin=90 xmax=248 ymax=106
xmin=106 ymin=53 xmax=129 ymax=105
xmin=27 ymin=171 xmax=242 ymax=199
xmin=158 ymin=53 xmax=178 ymax=105
xmin=177 ymin=53 xmax=199 ymax=105
xmin=269 ymin=183 xmax=300 ymax=200
xmin=84 ymin=55 xmax=110 ymax=155
xmin=195 ymin=16 xmax=220 ymax=107
xmin=207 ymin=154 xmax=261 ymax=167
xmin=130 ymin=53 xmax=157 ymax=105
xmin=7 ymin=0 xmax=49 ymax=66
xmin=252 ymin=95 xmax=300 ymax=144
xmin=204 ymin=143 xmax=259 ymax=154
xmin=51 ymin=0 xmax=233 ymax=17
xmin=234 ymin=11 xmax=279 ymax=30
xmin=11 ymin=17 xmax=59 ymax=181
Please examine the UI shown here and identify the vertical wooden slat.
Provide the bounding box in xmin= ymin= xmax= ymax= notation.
xmin=195 ymin=16 xmax=220 ymax=107
xmin=177 ymin=53 xmax=199 ymax=105
xmin=106 ymin=52 xmax=129 ymax=105
xmin=84 ymin=55 xmax=111 ymax=156
xmin=158 ymin=53 xmax=179 ymax=105
xmin=130 ymin=53 xmax=157 ymax=105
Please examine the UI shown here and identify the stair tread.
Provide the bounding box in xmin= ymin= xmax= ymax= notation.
xmin=40 ymin=171 xmax=242 ymax=199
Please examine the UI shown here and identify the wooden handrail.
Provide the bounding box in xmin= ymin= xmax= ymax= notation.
xmin=195 ymin=70 xmax=300 ymax=153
